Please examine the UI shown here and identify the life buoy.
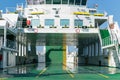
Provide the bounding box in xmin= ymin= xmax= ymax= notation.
xmin=75 ymin=28 xmax=80 ymax=33
xmin=34 ymin=28 xmax=38 ymax=33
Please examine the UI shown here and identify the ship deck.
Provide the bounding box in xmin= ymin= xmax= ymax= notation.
xmin=0 ymin=63 xmax=120 ymax=80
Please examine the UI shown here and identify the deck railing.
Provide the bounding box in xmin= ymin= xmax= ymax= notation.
xmin=6 ymin=39 xmax=16 ymax=49
xmin=0 ymin=37 xmax=3 ymax=49
xmin=0 ymin=40 xmax=2 ymax=49
xmin=102 ymin=36 xmax=118 ymax=47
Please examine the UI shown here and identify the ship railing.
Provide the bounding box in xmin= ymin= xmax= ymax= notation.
xmin=21 ymin=25 xmax=99 ymax=29
xmin=16 ymin=21 xmax=23 ymax=28
xmin=73 ymin=9 xmax=106 ymax=17
xmin=102 ymin=36 xmax=118 ymax=47
xmin=93 ymin=10 xmax=106 ymax=16
xmin=0 ymin=40 xmax=2 ymax=49
xmin=6 ymin=39 xmax=16 ymax=49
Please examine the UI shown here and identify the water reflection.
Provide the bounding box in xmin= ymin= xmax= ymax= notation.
xmin=66 ymin=62 xmax=78 ymax=73
xmin=77 ymin=65 xmax=120 ymax=74
xmin=36 ymin=63 xmax=45 ymax=70
xmin=64 ymin=62 xmax=120 ymax=74
xmin=0 ymin=63 xmax=120 ymax=78
xmin=0 ymin=63 xmax=46 ymax=76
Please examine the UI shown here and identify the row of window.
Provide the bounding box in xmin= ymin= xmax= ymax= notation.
xmin=27 ymin=0 xmax=87 ymax=5
xmin=31 ymin=19 xmax=83 ymax=27
xmin=46 ymin=0 xmax=86 ymax=5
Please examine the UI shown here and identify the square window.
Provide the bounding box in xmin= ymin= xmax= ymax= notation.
xmin=60 ymin=19 xmax=70 ymax=26
xmin=53 ymin=0 xmax=61 ymax=4
xmin=74 ymin=19 xmax=83 ymax=27
xmin=46 ymin=0 xmax=52 ymax=4
xmin=31 ymin=19 xmax=40 ymax=27
xmin=45 ymin=19 xmax=54 ymax=26
xmin=62 ymin=0 xmax=68 ymax=4
xmin=69 ymin=0 xmax=74 ymax=5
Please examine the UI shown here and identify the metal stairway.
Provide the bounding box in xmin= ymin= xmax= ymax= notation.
xmin=99 ymin=16 xmax=120 ymax=67
xmin=101 ymin=23 xmax=120 ymax=49
xmin=99 ymin=16 xmax=120 ymax=50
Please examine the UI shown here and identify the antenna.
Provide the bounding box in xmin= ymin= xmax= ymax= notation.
xmin=0 ymin=10 xmax=2 ymax=18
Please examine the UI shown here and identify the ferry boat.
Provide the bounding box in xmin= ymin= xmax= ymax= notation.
xmin=0 ymin=0 xmax=120 ymax=70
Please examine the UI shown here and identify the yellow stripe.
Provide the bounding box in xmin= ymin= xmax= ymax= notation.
xmin=31 ymin=12 xmax=44 ymax=15
xmin=0 ymin=78 xmax=7 ymax=80
xmin=98 ymin=74 xmax=109 ymax=79
xmin=63 ymin=34 xmax=66 ymax=70
xmin=66 ymin=70 xmax=74 ymax=78
xmin=36 ymin=68 xmax=47 ymax=78
xmin=85 ymin=67 xmax=109 ymax=79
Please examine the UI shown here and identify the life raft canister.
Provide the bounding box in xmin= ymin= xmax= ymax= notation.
xmin=75 ymin=28 xmax=80 ymax=33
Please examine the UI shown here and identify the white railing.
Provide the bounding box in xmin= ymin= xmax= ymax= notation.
xmin=16 ymin=21 xmax=23 ymax=28
xmin=0 ymin=40 xmax=2 ymax=49
xmin=0 ymin=37 xmax=3 ymax=49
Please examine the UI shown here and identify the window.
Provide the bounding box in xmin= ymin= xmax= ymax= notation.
xmin=27 ymin=0 xmax=33 ymax=5
xmin=27 ymin=0 xmax=45 ymax=5
xmin=81 ymin=0 xmax=87 ymax=5
xmin=31 ymin=19 xmax=40 ymax=27
xmin=60 ymin=19 xmax=70 ymax=26
xmin=74 ymin=19 xmax=83 ymax=27
xmin=62 ymin=0 xmax=68 ymax=4
xmin=75 ymin=0 xmax=81 ymax=5
xmin=53 ymin=0 xmax=61 ymax=4
xmin=69 ymin=0 xmax=74 ymax=5
xmin=46 ymin=0 xmax=52 ymax=4
xmin=39 ymin=0 xmax=45 ymax=4
xmin=33 ymin=0 xmax=39 ymax=5
xmin=45 ymin=19 xmax=54 ymax=26
xmin=29 ymin=9 xmax=33 ymax=11
xmin=89 ymin=10 xmax=97 ymax=14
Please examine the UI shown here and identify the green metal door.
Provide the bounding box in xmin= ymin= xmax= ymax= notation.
xmin=46 ymin=46 xmax=63 ymax=66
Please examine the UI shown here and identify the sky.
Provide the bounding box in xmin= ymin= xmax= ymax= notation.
xmin=0 ymin=0 xmax=120 ymax=25
xmin=88 ymin=0 xmax=120 ymax=26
